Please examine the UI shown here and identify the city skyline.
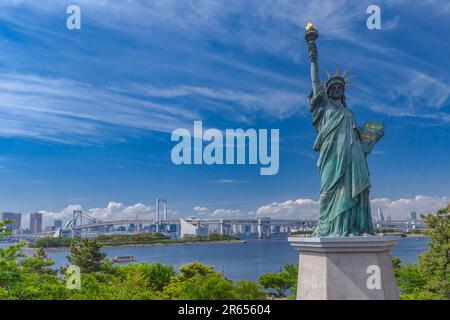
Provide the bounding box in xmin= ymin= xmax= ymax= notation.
xmin=0 ymin=200 xmax=437 ymax=231
xmin=0 ymin=1 xmax=449 ymax=225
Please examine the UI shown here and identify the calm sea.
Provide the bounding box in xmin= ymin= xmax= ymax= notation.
xmin=2 ymin=235 xmax=429 ymax=281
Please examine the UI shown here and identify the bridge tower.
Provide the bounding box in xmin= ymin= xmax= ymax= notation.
xmin=219 ymin=218 xmax=224 ymax=235
xmin=257 ymin=219 xmax=263 ymax=239
xmin=163 ymin=200 xmax=167 ymax=221
xmin=257 ymin=218 xmax=272 ymax=239
xmin=71 ymin=210 xmax=82 ymax=238
xmin=155 ymin=198 xmax=168 ymax=232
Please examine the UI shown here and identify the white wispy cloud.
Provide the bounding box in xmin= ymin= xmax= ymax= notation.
xmin=257 ymin=195 xmax=449 ymax=220
xmin=371 ymin=195 xmax=450 ymax=219
xmin=0 ymin=73 xmax=306 ymax=143
xmin=191 ymin=194 xmax=449 ymax=220
xmin=115 ymin=83 xmax=306 ymax=119
xmin=394 ymin=70 xmax=450 ymax=110
xmin=30 ymin=201 xmax=166 ymax=229
xmin=192 ymin=206 xmax=244 ymax=218
xmin=255 ymin=198 xmax=319 ymax=219
xmin=214 ymin=179 xmax=236 ymax=184
xmin=0 ymin=74 xmax=199 ymax=143
xmin=348 ymin=59 xmax=450 ymax=124
xmin=0 ymin=1 xmax=364 ymax=56
xmin=193 ymin=206 xmax=208 ymax=215
xmin=210 ymin=208 xmax=242 ymax=218
xmin=0 ymin=0 xmax=448 ymax=145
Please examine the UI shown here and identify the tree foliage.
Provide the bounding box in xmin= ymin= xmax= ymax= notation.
xmin=0 ymin=241 xmax=69 ymax=300
xmin=0 ymin=220 xmax=12 ymax=238
xmin=67 ymin=238 xmax=107 ymax=273
xmin=0 ymin=234 xmax=266 ymax=300
xmin=20 ymin=246 xmax=56 ymax=275
xmin=161 ymin=261 xmax=265 ymax=300
xmin=0 ymin=224 xmax=275 ymax=300
xmin=395 ymin=203 xmax=450 ymax=300
xmin=258 ymin=263 xmax=298 ymax=297
xmin=113 ymin=262 xmax=175 ymax=292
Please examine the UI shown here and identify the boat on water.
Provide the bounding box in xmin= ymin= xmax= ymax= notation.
xmin=111 ymin=255 xmax=136 ymax=263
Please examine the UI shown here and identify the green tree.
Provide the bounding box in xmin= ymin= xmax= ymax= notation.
xmin=177 ymin=261 xmax=214 ymax=280
xmin=259 ymin=272 xmax=290 ymax=297
xmin=392 ymin=256 xmax=401 ymax=270
xmin=66 ymin=272 xmax=156 ymax=300
xmin=396 ymin=263 xmax=428 ymax=298
xmin=232 ymin=280 xmax=267 ymax=300
xmin=0 ymin=242 xmax=26 ymax=297
xmin=0 ymin=239 xmax=68 ymax=300
xmin=283 ymin=263 xmax=298 ymax=293
xmin=8 ymin=271 xmax=69 ymax=300
xmin=418 ymin=204 xmax=449 ymax=298
xmin=258 ymin=263 xmax=298 ymax=297
xmin=21 ymin=247 xmax=56 ymax=275
xmin=161 ymin=261 xmax=265 ymax=300
xmin=396 ymin=203 xmax=450 ymax=299
xmin=0 ymin=220 xmax=12 ymax=238
xmin=114 ymin=262 xmax=175 ymax=291
xmin=67 ymin=238 xmax=107 ymax=273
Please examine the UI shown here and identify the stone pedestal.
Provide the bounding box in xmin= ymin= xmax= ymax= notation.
xmin=288 ymin=236 xmax=400 ymax=300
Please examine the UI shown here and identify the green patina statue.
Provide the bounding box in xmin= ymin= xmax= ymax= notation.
xmin=304 ymin=23 xmax=384 ymax=237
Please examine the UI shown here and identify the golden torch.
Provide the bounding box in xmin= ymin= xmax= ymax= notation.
xmin=304 ymin=21 xmax=319 ymax=44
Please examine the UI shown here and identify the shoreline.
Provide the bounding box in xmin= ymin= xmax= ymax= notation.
xmin=22 ymin=239 xmax=246 ymax=252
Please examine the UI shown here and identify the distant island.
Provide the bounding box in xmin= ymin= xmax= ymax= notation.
xmin=28 ymin=233 xmax=242 ymax=249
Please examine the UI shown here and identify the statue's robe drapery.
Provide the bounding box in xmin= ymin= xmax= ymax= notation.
xmin=309 ymin=83 xmax=374 ymax=237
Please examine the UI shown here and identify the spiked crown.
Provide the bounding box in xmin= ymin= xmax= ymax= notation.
xmin=325 ymin=65 xmax=353 ymax=90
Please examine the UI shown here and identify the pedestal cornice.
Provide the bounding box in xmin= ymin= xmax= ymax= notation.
xmin=288 ymin=235 xmax=401 ymax=253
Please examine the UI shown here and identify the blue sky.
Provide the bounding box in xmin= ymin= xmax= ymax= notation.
xmin=0 ymin=0 xmax=449 ymax=226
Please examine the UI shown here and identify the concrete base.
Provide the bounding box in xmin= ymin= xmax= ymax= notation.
xmin=288 ymin=236 xmax=400 ymax=300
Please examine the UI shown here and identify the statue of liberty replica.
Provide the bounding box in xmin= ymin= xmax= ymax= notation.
xmin=305 ymin=22 xmax=384 ymax=237
xmin=288 ymin=23 xmax=399 ymax=300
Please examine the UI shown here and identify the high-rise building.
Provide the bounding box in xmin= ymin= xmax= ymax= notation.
xmin=0 ymin=212 xmax=22 ymax=233
xmin=29 ymin=212 xmax=43 ymax=234
xmin=377 ymin=208 xmax=384 ymax=221
xmin=410 ymin=211 xmax=417 ymax=221
xmin=54 ymin=220 xmax=62 ymax=229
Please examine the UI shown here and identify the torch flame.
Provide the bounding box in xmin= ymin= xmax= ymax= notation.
xmin=306 ymin=22 xmax=315 ymax=31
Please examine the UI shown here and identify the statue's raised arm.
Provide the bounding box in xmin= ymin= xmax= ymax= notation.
xmin=304 ymin=22 xmax=321 ymax=98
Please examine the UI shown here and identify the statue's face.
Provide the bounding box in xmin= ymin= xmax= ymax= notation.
xmin=329 ymin=83 xmax=344 ymax=100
